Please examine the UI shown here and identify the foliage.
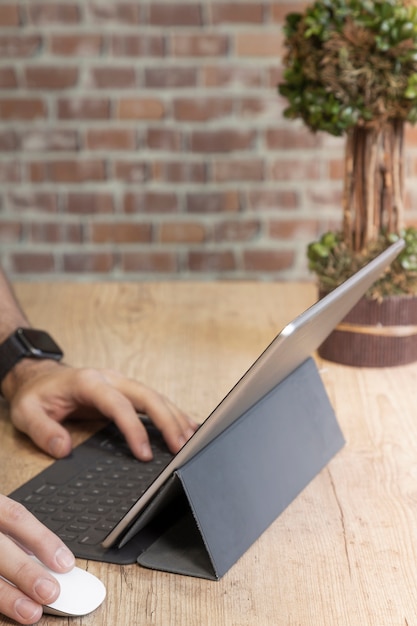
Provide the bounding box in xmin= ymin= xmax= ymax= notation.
xmin=307 ymin=226 xmax=417 ymax=299
xmin=279 ymin=1 xmax=417 ymax=298
xmin=279 ymin=0 xmax=417 ymax=136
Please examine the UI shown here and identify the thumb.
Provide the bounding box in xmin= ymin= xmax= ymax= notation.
xmin=43 ymin=423 xmax=73 ymax=458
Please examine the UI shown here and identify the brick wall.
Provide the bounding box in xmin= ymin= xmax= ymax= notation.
xmin=1 ymin=1 xmax=417 ymax=282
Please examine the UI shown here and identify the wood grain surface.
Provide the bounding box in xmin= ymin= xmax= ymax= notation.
xmin=1 ymin=281 xmax=416 ymax=626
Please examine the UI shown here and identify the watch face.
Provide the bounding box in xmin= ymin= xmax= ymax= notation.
xmin=17 ymin=328 xmax=63 ymax=359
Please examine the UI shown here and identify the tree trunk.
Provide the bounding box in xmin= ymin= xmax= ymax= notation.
xmin=342 ymin=119 xmax=405 ymax=252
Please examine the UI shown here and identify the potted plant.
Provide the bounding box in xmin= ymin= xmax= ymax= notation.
xmin=278 ymin=0 xmax=417 ymax=366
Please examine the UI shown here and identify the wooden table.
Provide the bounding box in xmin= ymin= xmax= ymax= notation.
xmin=1 ymin=281 xmax=417 ymax=626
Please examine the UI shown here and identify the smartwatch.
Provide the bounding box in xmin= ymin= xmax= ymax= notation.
xmin=0 ymin=328 xmax=64 ymax=390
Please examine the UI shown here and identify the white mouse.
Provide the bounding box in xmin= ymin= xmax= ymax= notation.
xmin=33 ymin=558 xmax=106 ymax=617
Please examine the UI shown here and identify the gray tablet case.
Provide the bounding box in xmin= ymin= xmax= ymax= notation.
xmin=134 ymin=356 xmax=343 ymax=580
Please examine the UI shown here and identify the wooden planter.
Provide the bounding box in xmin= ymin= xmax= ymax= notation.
xmin=318 ymin=294 xmax=417 ymax=367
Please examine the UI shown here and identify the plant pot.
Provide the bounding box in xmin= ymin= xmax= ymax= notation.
xmin=318 ymin=293 xmax=417 ymax=367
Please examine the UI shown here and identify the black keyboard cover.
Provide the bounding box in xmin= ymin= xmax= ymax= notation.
xmin=9 ymin=422 xmax=174 ymax=564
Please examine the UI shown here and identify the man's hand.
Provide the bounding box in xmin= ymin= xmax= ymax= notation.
xmin=3 ymin=360 xmax=198 ymax=460
xmin=0 ymin=494 xmax=75 ymax=624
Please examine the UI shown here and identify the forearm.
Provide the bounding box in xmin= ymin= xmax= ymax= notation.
xmin=0 ymin=269 xmax=29 ymax=341
xmin=0 ymin=268 xmax=43 ymax=400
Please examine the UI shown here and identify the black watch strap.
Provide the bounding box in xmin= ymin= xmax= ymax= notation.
xmin=0 ymin=332 xmax=30 ymax=385
xmin=0 ymin=328 xmax=64 ymax=393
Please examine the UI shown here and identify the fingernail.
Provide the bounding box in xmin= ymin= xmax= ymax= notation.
xmin=15 ymin=598 xmax=42 ymax=622
xmin=55 ymin=546 xmax=75 ymax=569
xmin=34 ymin=577 xmax=59 ymax=603
xmin=177 ymin=435 xmax=186 ymax=448
xmin=141 ymin=443 xmax=153 ymax=460
xmin=48 ymin=436 xmax=66 ymax=458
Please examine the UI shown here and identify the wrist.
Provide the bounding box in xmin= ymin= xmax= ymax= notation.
xmin=1 ymin=358 xmax=62 ymax=402
xmin=0 ymin=328 xmax=64 ymax=401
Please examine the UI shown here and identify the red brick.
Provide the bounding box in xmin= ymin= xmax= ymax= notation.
xmin=266 ymin=128 xmax=323 ymax=150
xmin=63 ymin=253 xmax=115 ymax=273
xmin=243 ymin=249 xmax=294 ymax=271
xmin=270 ymin=159 xmax=322 ymax=180
xmin=25 ymin=67 xmax=78 ymax=89
xmin=271 ymin=3 xmax=309 ymax=22
xmin=238 ymin=97 xmax=275 ymax=117
xmin=146 ymin=128 xmax=181 ymax=151
xmin=89 ymin=67 xmax=136 ymax=89
xmin=0 ymin=130 xmax=17 ymax=151
xmin=28 ymin=161 xmax=46 ymax=183
xmin=172 ymin=34 xmax=229 ymax=57
xmin=247 ymin=189 xmax=299 ymax=211
xmin=85 ymin=129 xmax=137 ymax=151
xmin=111 ymin=34 xmax=165 ymax=57
xmin=307 ymin=188 xmax=344 ymax=208
xmin=186 ymin=191 xmax=239 ymax=213
xmin=121 ymin=251 xmax=178 ymax=273
xmin=214 ymin=219 xmax=260 ymax=242
xmin=11 ymin=253 xmax=55 ymax=273
xmin=329 ymin=158 xmax=344 ymax=180
xmin=203 ymin=65 xmax=262 ymax=88
xmin=66 ymin=192 xmax=114 ymax=214
xmin=124 ymin=192 xmax=178 ymax=214
xmin=210 ymin=4 xmax=264 ymax=24
xmin=90 ymin=222 xmax=152 ymax=243
xmin=0 ymin=67 xmax=17 ymax=88
xmin=87 ymin=3 xmax=141 ymax=24
xmin=0 ymin=35 xmax=41 ymax=57
xmin=154 ymin=161 xmax=206 ymax=183
xmin=45 ymin=160 xmax=106 ymax=183
xmin=28 ymin=3 xmax=80 ymax=24
xmin=0 ymin=161 xmax=20 ymax=182
xmin=0 ymin=98 xmax=46 ymax=120
xmin=114 ymin=160 xmax=149 ymax=183
xmin=50 ymin=34 xmax=103 ymax=56
xmin=191 ymin=130 xmax=255 ymax=153
xmin=145 ymin=67 xmax=198 ymax=89
xmin=117 ymin=98 xmax=164 ymax=120
xmin=236 ymin=32 xmax=282 ymax=57
xmin=0 ymin=0 xmax=389 ymax=283
xmin=158 ymin=222 xmax=206 ymax=244
xmin=21 ymin=130 xmax=78 ymax=152
xmin=269 ymin=66 xmax=284 ymax=89
xmin=57 ymin=98 xmax=110 ymax=120
xmin=148 ymin=4 xmax=202 ymax=26
xmin=187 ymin=250 xmax=236 ymax=272
xmin=29 ymin=222 xmax=82 ymax=243
xmin=212 ymin=159 xmax=264 ymax=182
xmin=269 ymin=219 xmax=320 ymax=239
xmin=0 ymin=5 xmax=21 ymax=26
xmin=7 ymin=191 xmax=57 ymax=213
xmin=0 ymin=221 xmax=22 ymax=242
xmin=174 ymin=98 xmax=233 ymax=122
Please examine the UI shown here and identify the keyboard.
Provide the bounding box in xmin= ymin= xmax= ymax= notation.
xmin=9 ymin=421 xmax=174 ymax=564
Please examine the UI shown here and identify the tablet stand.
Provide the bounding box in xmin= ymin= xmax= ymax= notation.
xmin=134 ymin=357 xmax=345 ymax=580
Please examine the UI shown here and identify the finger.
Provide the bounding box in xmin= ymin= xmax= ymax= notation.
xmin=0 ymin=534 xmax=59 ymax=616
xmin=132 ymin=390 xmax=198 ymax=452
xmin=97 ymin=394 xmax=161 ymax=461
xmin=0 ymin=575 xmax=43 ymax=625
xmin=0 ymin=496 xmax=75 ymax=574
xmin=10 ymin=396 xmax=73 ymax=459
